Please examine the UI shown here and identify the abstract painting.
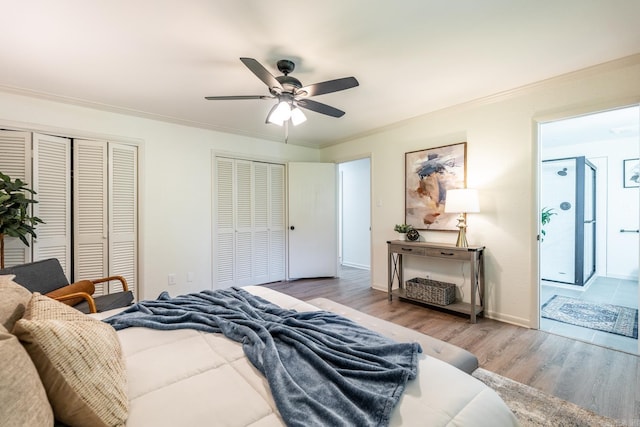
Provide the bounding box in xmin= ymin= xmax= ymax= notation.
xmin=623 ymin=158 xmax=639 ymax=188
xmin=405 ymin=142 xmax=466 ymax=230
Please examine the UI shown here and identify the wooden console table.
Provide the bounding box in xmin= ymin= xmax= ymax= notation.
xmin=387 ymin=240 xmax=485 ymax=323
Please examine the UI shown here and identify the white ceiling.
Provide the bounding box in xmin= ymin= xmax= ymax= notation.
xmin=1 ymin=1 xmax=639 ymax=148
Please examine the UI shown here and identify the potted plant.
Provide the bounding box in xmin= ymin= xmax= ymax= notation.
xmin=0 ymin=172 xmax=43 ymax=268
xmin=394 ymin=223 xmax=413 ymax=241
xmin=540 ymin=207 xmax=556 ymax=242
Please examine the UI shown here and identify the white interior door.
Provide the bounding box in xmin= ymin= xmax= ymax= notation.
xmin=0 ymin=131 xmax=32 ymax=267
xmin=214 ymin=157 xmax=235 ymax=288
xmin=214 ymin=157 xmax=286 ymax=287
xmin=268 ymin=164 xmax=286 ymax=282
xmin=74 ymin=140 xmax=109 ymax=293
xmin=234 ymin=160 xmax=254 ymax=286
xmin=32 ymin=133 xmax=71 ymax=275
xmin=288 ymin=162 xmax=337 ymax=279
xmin=109 ymin=143 xmax=138 ymax=296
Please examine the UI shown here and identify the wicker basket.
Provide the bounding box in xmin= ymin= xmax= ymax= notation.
xmin=405 ymin=278 xmax=456 ymax=306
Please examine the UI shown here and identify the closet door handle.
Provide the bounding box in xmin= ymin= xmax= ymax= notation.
xmin=620 ymin=229 xmax=639 ymax=233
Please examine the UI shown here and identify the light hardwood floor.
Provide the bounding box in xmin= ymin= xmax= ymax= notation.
xmin=264 ymin=267 xmax=640 ymax=424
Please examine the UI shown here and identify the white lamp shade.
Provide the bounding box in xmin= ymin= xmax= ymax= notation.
xmin=444 ymin=188 xmax=480 ymax=213
xmin=267 ymin=101 xmax=291 ymax=126
xmin=290 ymin=106 xmax=307 ymax=126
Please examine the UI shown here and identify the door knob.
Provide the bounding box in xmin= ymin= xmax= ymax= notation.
xmin=290 ymin=226 xmax=295 ymax=230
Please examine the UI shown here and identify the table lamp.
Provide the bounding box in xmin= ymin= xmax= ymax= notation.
xmin=444 ymin=188 xmax=480 ymax=247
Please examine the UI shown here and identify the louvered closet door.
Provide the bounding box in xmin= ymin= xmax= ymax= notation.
xmin=0 ymin=131 xmax=32 ymax=267
xmin=269 ymin=164 xmax=286 ymax=282
xmin=32 ymin=133 xmax=71 ymax=275
xmin=74 ymin=140 xmax=109 ymax=293
xmin=214 ymin=158 xmax=286 ymax=287
xmin=109 ymin=143 xmax=137 ymax=297
xmin=252 ymin=162 xmax=270 ymax=284
xmin=215 ymin=157 xmax=235 ymax=288
xmin=74 ymin=141 xmax=137 ymax=296
xmin=235 ymin=160 xmax=253 ymax=286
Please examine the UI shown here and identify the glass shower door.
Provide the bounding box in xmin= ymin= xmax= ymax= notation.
xmin=540 ymin=156 xmax=596 ymax=286
xmin=582 ymin=160 xmax=596 ymax=284
xmin=541 ymin=158 xmax=577 ymax=284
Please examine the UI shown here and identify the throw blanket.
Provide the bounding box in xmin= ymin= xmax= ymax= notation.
xmin=105 ymin=288 xmax=421 ymax=427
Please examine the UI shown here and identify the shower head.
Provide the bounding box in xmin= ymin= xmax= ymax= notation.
xmin=557 ymin=168 xmax=568 ymax=176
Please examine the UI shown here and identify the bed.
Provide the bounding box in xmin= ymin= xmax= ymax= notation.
xmin=1 ymin=275 xmax=519 ymax=427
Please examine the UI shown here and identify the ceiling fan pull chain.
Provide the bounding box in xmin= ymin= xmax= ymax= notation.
xmin=284 ymin=121 xmax=289 ymax=144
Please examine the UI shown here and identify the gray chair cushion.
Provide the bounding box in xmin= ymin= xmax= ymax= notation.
xmin=0 ymin=259 xmax=69 ymax=294
xmin=0 ymin=259 xmax=134 ymax=314
xmin=74 ymin=291 xmax=134 ymax=314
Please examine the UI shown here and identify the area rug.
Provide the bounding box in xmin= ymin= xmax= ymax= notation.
xmin=472 ymin=368 xmax=627 ymax=427
xmin=541 ymin=295 xmax=638 ymax=339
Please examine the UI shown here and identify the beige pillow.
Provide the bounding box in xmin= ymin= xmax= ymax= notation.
xmin=0 ymin=274 xmax=32 ymax=331
xmin=13 ymin=293 xmax=128 ymax=427
xmin=0 ymin=324 xmax=54 ymax=426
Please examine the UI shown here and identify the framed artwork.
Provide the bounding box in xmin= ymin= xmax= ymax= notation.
xmin=623 ymin=158 xmax=640 ymax=188
xmin=405 ymin=142 xmax=466 ymax=230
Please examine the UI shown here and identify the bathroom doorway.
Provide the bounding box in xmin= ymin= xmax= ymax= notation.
xmin=539 ymin=105 xmax=639 ymax=354
xmin=338 ymin=157 xmax=371 ymax=281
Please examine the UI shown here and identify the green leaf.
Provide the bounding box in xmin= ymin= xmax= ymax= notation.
xmin=0 ymin=172 xmax=44 ymax=249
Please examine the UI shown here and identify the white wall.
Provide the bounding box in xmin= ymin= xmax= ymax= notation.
xmin=0 ymin=91 xmax=320 ymax=300
xmin=321 ymin=55 xmax=640 ymax=327
xmin=339 ymin=158 xmax=371 ymax=269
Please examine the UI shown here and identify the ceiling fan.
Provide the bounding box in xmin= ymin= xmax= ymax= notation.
xmin=205 ymin=57 xmax=359 ymax=138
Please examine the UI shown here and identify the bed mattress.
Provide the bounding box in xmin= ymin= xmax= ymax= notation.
xmin=93 ymin=286 xmax=518 ymax=426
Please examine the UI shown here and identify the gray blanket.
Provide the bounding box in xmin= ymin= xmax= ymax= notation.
xmin=104 ymin=288 xmax=421 ymax=427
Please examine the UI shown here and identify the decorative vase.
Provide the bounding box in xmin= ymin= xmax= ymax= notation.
xmin=398 ymin=233 xmax=407 ymax=241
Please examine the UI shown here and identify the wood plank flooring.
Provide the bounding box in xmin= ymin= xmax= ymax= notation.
xmin=264 ymin=267 xmax=640 ymax=424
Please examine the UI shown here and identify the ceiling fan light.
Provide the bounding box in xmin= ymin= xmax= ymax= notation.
xmin=268 ymin=101 xmax=291 ymax=126
xmin=267 ymin=115 xmax=284 ymax=126
xmin=265 ymin=103 xmax=282 ymax=126
xmin=290 ymin=107 xmax=307 ymax=126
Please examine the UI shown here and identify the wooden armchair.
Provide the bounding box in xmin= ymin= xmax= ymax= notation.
xmin=0 ymin=258 xmax=134 ymax=314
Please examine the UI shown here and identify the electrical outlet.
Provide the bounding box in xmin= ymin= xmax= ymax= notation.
xmin=187 ymin=272 xmax=194 ymax=283
xmin=168 ymin=274 xmax=176 ymax=286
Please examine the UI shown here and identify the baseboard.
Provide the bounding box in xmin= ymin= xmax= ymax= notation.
xmin=484 ymin=310 xmax=530 ymax=328
xmin=371 ymin=283 xmax=386 ymax=292
xmin=341 ymin=262 xmax=370 ymax=270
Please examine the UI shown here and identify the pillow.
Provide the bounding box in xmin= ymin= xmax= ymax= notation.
xmin=13 ymin=293 xmax=128 ymax=427
xmin=0 ymin=324 xmax=54 ymax=426
xmin=45 ymin=279 xmax=96 ymax=307
xmin=0 ymin=274 xmax=32 ymax=331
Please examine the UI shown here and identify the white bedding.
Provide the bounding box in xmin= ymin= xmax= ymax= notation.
xmin=94 ymin=286 xmax=518 ymax=426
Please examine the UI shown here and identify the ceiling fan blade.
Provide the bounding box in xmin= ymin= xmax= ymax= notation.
xmin=299 ymin=77 xmax=359 ymax=97
xmin=205 ymin=95 xmax=273 ymax=100
xmin=296 ymin=99 xmax=345 ymax=118
xmin=240 ymin=57 xmax=283 ymax=91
